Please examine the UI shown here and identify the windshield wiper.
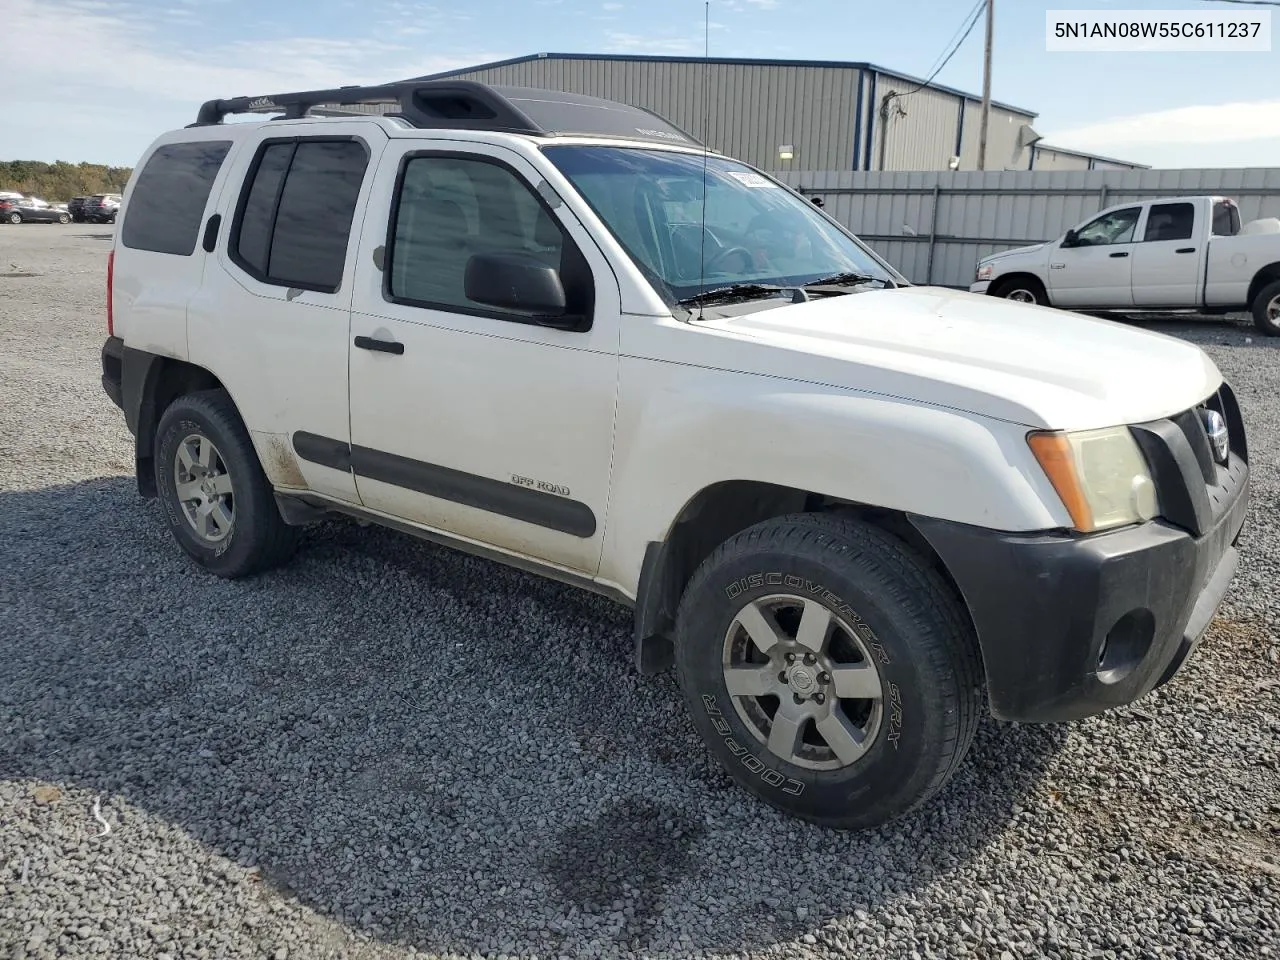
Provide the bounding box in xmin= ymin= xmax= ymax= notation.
xmin=677 ymin=283 xmax=787 ymax=308
xmin=802 ymin=272 xmax=893 ymax=290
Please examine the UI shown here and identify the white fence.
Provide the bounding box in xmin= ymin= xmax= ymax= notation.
xmin=771 ymin=168 xmax=1280 ymax=289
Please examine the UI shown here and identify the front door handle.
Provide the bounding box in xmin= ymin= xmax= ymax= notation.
xmin=1109 ymin=251 xmax=1129 ymax=258
xmin=354 ymin=335 xmax=404 ymax=355
xmin=1176 ymin=247 xmax=1196 ymax=254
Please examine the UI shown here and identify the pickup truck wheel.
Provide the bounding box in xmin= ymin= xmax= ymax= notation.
xmin=153 ymin=389 xmax=299 ymax=578
xmin=673 ymin=513 xmax=982 ymax=830
xmin=990 ymin=277 xmax=1049 ymax=306
xmin=1251 ymin=279 xmax=1280 ymax=336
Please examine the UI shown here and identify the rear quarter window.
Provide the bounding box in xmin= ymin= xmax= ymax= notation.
xmin=121 ymin=140 xmax=232 ymax=256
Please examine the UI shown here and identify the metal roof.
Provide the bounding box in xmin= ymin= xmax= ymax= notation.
xmin=1032 ymin=143 xmax=1151 ymax=169
xmin=406 ymin=52 xmax=1040 ymax=119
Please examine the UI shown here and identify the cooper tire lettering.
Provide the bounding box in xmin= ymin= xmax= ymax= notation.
xmin=702 ymin=688 xmax=805 ymax=797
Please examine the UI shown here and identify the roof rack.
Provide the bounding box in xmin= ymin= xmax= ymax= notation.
xmin=190 ymin=80 xmax=704 ymax=147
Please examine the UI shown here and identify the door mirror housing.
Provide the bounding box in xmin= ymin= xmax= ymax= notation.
xmin=464 ymin=251 xmax=579 ymax=328
xmin=1062 ymin=228 xmax=1079 ymax=248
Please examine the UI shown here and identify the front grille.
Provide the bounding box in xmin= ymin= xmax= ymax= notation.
xmin=1129 ymin=381 xmax=1248 ymax=538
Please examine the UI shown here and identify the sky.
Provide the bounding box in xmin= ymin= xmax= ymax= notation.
xmin=1 ymin=0 xmax=1277 ymax=169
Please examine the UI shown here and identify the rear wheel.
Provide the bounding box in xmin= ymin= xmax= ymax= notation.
xmin=991 ymin=276 xmax=1049 ymax=306
xmin=153 ymin=389 xmax=299 ymax=578
xmin=1251 ymin=279 xmax=1280 ymax=336
xmin=673 ymin=513 xmax=983 ymax=830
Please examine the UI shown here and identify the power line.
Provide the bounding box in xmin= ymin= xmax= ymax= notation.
xmin=922 ymin=0 xmax=987 ymax=79
xmin=895 ymin=0 xmax=987 ymax=99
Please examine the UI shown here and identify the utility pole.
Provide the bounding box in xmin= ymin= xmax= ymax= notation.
xmin=978 ymin=0 xmax=993 ymax=171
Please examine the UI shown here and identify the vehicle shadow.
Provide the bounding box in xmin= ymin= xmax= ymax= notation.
xmin=68 ymin=232 xmax=114 ymax=241
xmin=0 ymin=477 xmax=1069 ymax=958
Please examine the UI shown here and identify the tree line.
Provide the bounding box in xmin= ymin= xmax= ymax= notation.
xmin=0 ymin=160 xmax=133 ymax=202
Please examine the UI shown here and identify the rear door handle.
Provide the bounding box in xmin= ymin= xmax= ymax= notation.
xmin=353 ymin=335 xmax=404 ymax=355
xmin=1176 ymin=247 xmax=1196 ymax=254
xmin=1109 ymin=251 xmax=1129 ymax=258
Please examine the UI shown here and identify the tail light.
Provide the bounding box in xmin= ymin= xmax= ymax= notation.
xmin=106 ymin=249 xmax=115 ymax=336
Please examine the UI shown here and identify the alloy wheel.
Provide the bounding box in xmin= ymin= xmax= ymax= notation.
xmin=722 ymin=593 xmax=884 ymax=771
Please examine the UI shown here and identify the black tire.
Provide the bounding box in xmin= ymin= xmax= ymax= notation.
xmin=153 ymin=389 xmax=299 ymax=578
xmin=990 ymin=276 xmax=1049 ymax=306
xmin=6 ymin=212 xmax=21 ymax=225
xmin=673 ymin=513 xmax=983 ymax=830
xmin=1251 ymin=279 xmax=1280 ymax=336
xmin=57 ymin=213 xmax=70 ymax=224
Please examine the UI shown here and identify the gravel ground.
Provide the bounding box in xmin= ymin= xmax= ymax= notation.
xmin=1 ymin=226 xmax=1277 ymax=960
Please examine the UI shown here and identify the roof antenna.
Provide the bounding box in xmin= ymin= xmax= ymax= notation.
xmin=696 ymin=0 xmax=710 ymax=320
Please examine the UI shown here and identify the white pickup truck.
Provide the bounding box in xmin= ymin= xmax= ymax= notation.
xmin=970 ymin=195 xmax=1280 ymax=335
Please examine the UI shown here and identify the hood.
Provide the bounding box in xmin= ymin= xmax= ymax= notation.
xmin=689 ymin=286 xmax=1222 ymax=430
xmin=981 ymin=242 xmax=1046 ymax=263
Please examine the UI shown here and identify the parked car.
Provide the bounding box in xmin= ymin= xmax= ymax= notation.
xmin=68 ymin=196 xmax=89 ymax=222
xmin=100 ymin=80 xmax=1249 ymax=831
xmin=970 ymin=195 xmax=1280 ymax=336
xmin=0 ymin=194 xmax=71 ymax=224
xmin=83 ymin=193 xmax=122 ymax=223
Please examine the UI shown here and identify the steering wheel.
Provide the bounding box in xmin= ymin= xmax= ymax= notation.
xmin=704 ymin=245 xmax=755 ymax=274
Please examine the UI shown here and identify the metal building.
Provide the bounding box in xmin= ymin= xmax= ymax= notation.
xmin=399 ymin=53 xmax=1145 ymax=174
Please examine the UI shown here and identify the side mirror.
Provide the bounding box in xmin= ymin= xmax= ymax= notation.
xmin=463 ymin=251 xmax=577 ymax=327
xmin=1062 ymin=229 xmax=1079 ymax=248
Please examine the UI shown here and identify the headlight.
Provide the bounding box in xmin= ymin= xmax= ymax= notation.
xmin=976 ymin=263 xmax=993 ymax=281
xmin=1028 ymin=427 xmax=1160 ymax=533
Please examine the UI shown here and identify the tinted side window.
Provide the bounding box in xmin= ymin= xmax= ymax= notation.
xmin=121 ymin=140 xmax=231 ymax=256
xmin=230 ymin=138 xmax=369 ymax=292
xmin=387 ymin=155 xmax=582 ymax=317
xmin=1143 ymin=202 xmax=1195 ymax=243
xmin=234 ymin=143 xmax=293 ymax=276
xmin=1212 ymin=201 xmax=1241 ymax=237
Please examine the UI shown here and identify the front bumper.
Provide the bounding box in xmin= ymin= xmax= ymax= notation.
xmin=910 ymin=385 xmax=1250 ymax=723
xmin=968 ymin=280 xmax=991 ymax=294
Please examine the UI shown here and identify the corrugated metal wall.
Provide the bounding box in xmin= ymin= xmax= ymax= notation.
xmin=868 ymin=78 xmax=966 ymax=172
xmin=441 ymin=58 xmax=862 ymax=172
xmin=423 ymin=57 xmax=1071 ymax=173
xmin=775 ymin=168 xmax=1280 ymax=288
xmin=956 ymin=100 xmax=1036 ymax=171
xmin=313 ymin=56 xmax=1142 ymax=173
xmin=1028 ymin=148 xmax=1093 ymax=172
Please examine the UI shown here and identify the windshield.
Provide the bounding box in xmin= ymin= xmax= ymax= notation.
xmin=542 ymin=145 xmax=898 ymax=305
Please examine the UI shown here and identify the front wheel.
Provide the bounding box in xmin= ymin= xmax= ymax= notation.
xmin=57 ymin=213 xmax=70 ymax=224
xmin=153 ymin=389 xmax=299 ymax=578
xmin=990 ymin=277 xmax=1049 ymax=306
xmin=6 ymin=212 xmax=20 ymax=224
xmin=673 ymin=513 xmax=983 ymax=830
xmin=1251 ymin=279 xmax=1280 ymax=337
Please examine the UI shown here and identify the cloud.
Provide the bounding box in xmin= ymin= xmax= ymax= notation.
xmin=602 ymin=1 xmax=623 ymax=8
xmin=1040 ymin=98 xmax=1280 ymax=168
xmin=744 ymin=0 xmax=779 ymax=8
xmin=1047 ymin=99 xmax=1280 ymax=148
xmin=1 ymin=0 xmax=505 ymax=163
xmin=603 ymin=30 xmax=701 ymax=55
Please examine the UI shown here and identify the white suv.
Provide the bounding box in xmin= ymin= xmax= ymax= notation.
xmin=100 ymin=80 xmax=1251 ymax=830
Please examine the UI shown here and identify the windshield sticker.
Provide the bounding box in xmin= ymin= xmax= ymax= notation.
xmin=726 ymin=171 xmax=777 ymax=189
